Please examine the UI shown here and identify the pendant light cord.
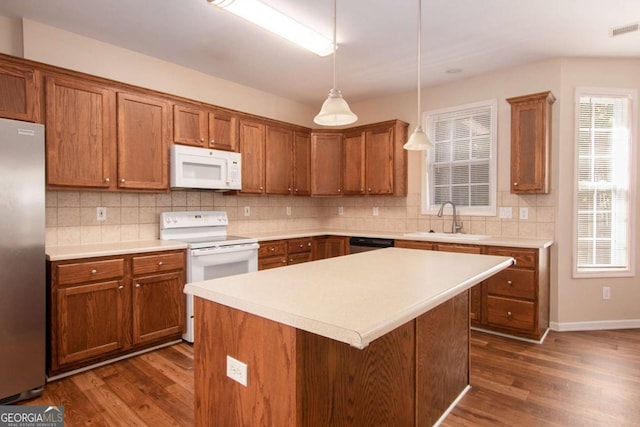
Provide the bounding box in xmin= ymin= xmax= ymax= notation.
xmin=416 ymin=0 xmax=422 ymax=130
xmin=332 ymin=0 xmax=337 ymax=91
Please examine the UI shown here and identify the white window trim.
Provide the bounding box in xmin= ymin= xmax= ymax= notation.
xmin=421 ymin=99 xmax=498 ymax=216
xmin=572 ymin=87 xmax=637 ymax=279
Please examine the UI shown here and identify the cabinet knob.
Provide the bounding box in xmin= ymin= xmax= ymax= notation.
xmin=507 ymin=311 xmax=513 ymax=317
xmin=282 ymin=260 xmax=287 ymax=264
xmin=270 ymin=247 xmax=275 ymax=252
xmin=91 ymin=269 xmax=97 ymax=274
xmin=121 ymin=178 xmax=126 ymax=183
xmin=200 ymin=138 xmax=205 ymax=142
xmin=288 ymin=187 xmax=292 ymax=193
xmin=158 ymin=261 xmax=164 ymax=266
xmin=260 ymin=186 xmax=264 ymax=190
xmin=295 ymin=188 xmax=299 ymax=192
xmin=338 ymin=189 xmax=341 ymax=193
xmin=104 ymin=177 xmax=110 ymax=183
xmin=135 ymin=283 xmax=141 ymax=288
xmin=210 ymin=139 xmax=215 ymax=144
xmin=299 ymin=244 xmax=303 ymax=248
xmin=118 ymin=285 xmax=124 ymax=290
xmin=308 ymin=242 xmax=311 ymax=246
xmin=513 ymin=182 xmax=518 ymax=186
xmin=507 ymin=280 xmax=513 ymax=286
xmin=368 ymin=188 xmax=372 ymax=192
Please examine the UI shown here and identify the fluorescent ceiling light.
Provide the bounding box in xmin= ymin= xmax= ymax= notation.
xmin=207 ymin=0 xmax=334 ymax=56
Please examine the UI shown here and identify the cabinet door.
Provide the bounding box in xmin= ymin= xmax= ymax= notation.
xmin=45 ymin=76 xmax=115 ymax=188
xmin=507 ymin=91 xmax=554 ymax=194
xmin=313 ymin=236 xmax=348 ymax=260
xmin=132 ymin=272 xmax=185 ymax=345
xmin=265 ymin=125 xmax=293 ymax=195
xmin=293 ymin=131 xmax=311 ymax=196
xmin=209 ymin=110 xmax=238 ymax=152
xmin=0 ymin=61 xmax=39 ymax=122
xmin=342 ymin=130 xmax=365 ymax=195
xmin=173 ymin=104 xmax=207 ymax=147
xmin=239 ymin=119 xmax=266 ymax=194
xmin=365 ymin=125 xmax=394 ymax=195
xmin=117 ymin=92 xmax=170 ymax=190
xmin=56 ymin=280 xmax=127 ymax=366
xmin=311 ymin=133 xmax=343 ymax=196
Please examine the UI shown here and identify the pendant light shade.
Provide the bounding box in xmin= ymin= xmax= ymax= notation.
xmin=314 ymin=0 xmax=357 ymax=126
xmin=403 ymin=0 xmax=433 ymax=151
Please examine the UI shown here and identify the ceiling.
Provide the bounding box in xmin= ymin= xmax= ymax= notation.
xmin=1 ymin=0 xmax=639 ymax=106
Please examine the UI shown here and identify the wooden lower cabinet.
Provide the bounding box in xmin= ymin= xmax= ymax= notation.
xmin=48 ymin=249 xmax=186 ymax=375
xmin=258 ymin=237 xmax=314 ymax=270
xmin=395 ymin=240 xmax=549 ymax=341
xmin=312 ymin=236 xmax=350 ymax=260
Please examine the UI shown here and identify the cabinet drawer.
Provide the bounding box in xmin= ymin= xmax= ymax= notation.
xmin=287 ymin=237 xmax=313 ymax=254
xmin=436 ymin=243 xmax=483 ymax=254
xmin=259 ymin=241 xmax=286 ymax=257
xmin=258 ymin=256 xmax=287 ymax=270
xmin=288 ymin=252 xmax=312 ymax=265
xmin=487 ymin=296 xmax=534 ymax=332
xmin=58 ymin=259 xmax=125 ymax=286
xmin=486 ymin=247 xmax=536 ymax=269
xmin=487 ymin=268 xmax=535 ymax=299
xmin=133 ymin=252 xmax=185 ymax=275
xmin=395 ymin=240 xmax=434 ymax=250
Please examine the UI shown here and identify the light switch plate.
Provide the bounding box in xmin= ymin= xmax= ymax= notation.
xmin=243 ymin=206 xmax=250 ymax=217
xmin=499 ymin=207 xmax=512 ymax=219
xmin=519 ymin=207 xmax=529 ymax=220
xmin=338 ymin=206 xmax=344 ymax=216
xmin=97 ymin=207 xmax=107 ymax=221
xmin=373 ymin=207 xmax=379 ymax=216
xmin=286 ymin=206 xmax=291 ymax=216
xmin=226 ymin=355 xmax=248 ymax=386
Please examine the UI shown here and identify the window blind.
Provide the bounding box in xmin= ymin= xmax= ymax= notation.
xmin=576 ymin=92 xmax=632 ymax=273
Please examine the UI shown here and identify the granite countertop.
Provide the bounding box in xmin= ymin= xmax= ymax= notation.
xmin=46 ymin=240 xmax=189 ymax=261
xmin=250 ymin=230 xmax=554 ymax=249
xmin=185 ymin=247 xmax=514 ymax=349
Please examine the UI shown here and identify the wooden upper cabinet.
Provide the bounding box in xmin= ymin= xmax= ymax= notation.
xmin=173 ymin=103 xmax=238 ymax=151
xmin=365 ymin=125 xmax=394 ymax=195
xmin=265 ymin=125 xmax=293 ymax=195
xmin=342 ymin=130 xmax=366 ymax=195
xmin=311 ymin=132 xmax=343 ymax=196
xmin=293 ymin=131 xmax=311 ymax=196
xmin=117 ymin=92 xmax=170 ymax=190
xmin=45 ymin=76 xmax=115 ymax=188
xmin=0 ymin=60 xmax=40 ymax=122
xmin=239 ymin=118 xmax=266 ymax=194
xmin=507 ymin=91 xmax=555 ymax=194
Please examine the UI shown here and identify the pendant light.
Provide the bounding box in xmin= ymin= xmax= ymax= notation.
xmin=313 ymin=0 xmax=358 ymax=126
xmin=403 ymin=0 xmax=434 ymax=151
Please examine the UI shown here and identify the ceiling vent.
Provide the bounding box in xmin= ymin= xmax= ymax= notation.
xmin=609 ymin=22 xmax=639 ymax=37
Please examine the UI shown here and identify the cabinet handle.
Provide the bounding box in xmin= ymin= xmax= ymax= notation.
xmin=104 ymin=177 xmax=110 ymax=183
xmin=308 ymin=242 xmax=311 ymax=246
xmin=210 ymin=139 xmax=215 ymax=144
xmin=337 ymin=189 xmax=341 ymax=193
xmin=507 ymin=311 xmax=513 ymax=317
xmin=260 ymin=186 xmax=264 ymax=190
xmin=136 ymin=283 xmax=141 ymax=288
xmin=507 ymin=280 xmax=513 ymax=286
xmin=295 ymin=188 xmax=299 ymax=192
xmin=368 ymin=188 xmax=372 ymax=192
xmin=200 ymin=138 xmax=205 ymax=142
xmin=91 ymin=269 xmax=97 ymax=274
xmin=299 ymin=244 xmax=303 ymax=248
xmin=121 ymin=178 xmax=126 ymax=183
xmin=158 ymin=261 xmax=164 ymax=266
xmin=282 ymin=260 xmax=287 ymax=264
xmin=513 ymin=182 xmax=518 ymax=186
xmin=118 ymin=285 xmax=124 ymax=290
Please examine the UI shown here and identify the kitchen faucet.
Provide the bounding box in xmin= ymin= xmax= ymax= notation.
xmin=437 ymin=201 xmax=463 ymax=234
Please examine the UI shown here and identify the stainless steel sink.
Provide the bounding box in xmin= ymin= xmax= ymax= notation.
xmin=403 ymin=232 xmax=491 ymax=240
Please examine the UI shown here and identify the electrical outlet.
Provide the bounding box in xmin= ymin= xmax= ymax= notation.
xmin=226 ymin=355 xmax=248 ymax=386
xmin=373 ymin=207 xmax=379 ymax=216
xmin=338 ymin=206 xmax=344 ymax=216
xmin=243 ymin=206 xmax=250 ymax=217
xmin=96 ymin=207 xmax=107 ymax=221
xmin=499 ymin=207 xmax=512 ymax=219
xmin=602 ymin=286 xmax=611 ymax=300
xmin=519 ymin=207 xmax=529 ymax=220
xmin=286 ymin=206 xmax=291 ymax=216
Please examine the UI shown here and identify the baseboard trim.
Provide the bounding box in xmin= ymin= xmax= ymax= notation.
xmin=550 ymin=319 xmax=640 ymax=332
xmin=434 ymin=384 xmax=471 ymax=427
xmin=470 ymin=326 xmax=548 ymax=344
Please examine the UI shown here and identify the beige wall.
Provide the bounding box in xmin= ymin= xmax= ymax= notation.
xmin=0 ymin=16 xmax=23 ymax=56
xmin=2 ymin=17 xmax=638 ymax=328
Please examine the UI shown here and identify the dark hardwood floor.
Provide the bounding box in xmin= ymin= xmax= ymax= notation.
xmin=23 ymin=329 xmax=640 ymax=426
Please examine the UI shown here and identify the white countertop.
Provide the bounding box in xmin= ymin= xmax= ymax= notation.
xmin=251 ymin=230 xmax=553 ymax=249
xmin=185 ymin=247 xmax=514 ymax=349
xmin=46 ymin=240 xmax=189 ymax=261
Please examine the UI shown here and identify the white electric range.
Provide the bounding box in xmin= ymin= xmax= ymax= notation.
xmin=159 ymin=211 xmax=259 ymax=343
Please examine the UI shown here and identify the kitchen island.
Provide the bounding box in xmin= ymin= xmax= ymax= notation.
xmin=185 ymin=247 xmax=513 ymax=426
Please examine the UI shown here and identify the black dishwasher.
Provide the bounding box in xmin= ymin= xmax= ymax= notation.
xmin=349 ymin=236 xmax=395 ymax=253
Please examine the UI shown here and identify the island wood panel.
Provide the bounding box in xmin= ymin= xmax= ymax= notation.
xmin=297 ymin=320 xmax=415 ymax=426
xmin=194 ymin=290 xmax=471 ymax=426
xmin=416 ymin=291 xmax=469 ymax=426
xmin=194 ymin=297 xmax=297 ymax=427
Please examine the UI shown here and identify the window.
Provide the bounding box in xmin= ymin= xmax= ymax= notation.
xmin=574 ymin=88 xmax=637 ymax=277
xmin=422 ymin=99 xmax=497 ymax=215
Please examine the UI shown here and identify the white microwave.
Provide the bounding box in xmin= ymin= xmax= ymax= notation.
xmin=170 ymin=145 xmax=242 ymax=191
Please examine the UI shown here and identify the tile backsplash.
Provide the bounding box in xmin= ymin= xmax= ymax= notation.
xmin=46 ymin=190 xmax=556 ymax=247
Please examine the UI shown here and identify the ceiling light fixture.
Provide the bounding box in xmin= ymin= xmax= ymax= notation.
xmin=313 ymin=0 xmax=358 ymax=127
xmin=403 ymin=0 xmax=433 ymax=151
xmin=206 ymin=0 xmax=334 ymax=56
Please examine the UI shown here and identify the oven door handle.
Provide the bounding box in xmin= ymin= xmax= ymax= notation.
xmin=191 ymin=242 xmax=260 ymax=257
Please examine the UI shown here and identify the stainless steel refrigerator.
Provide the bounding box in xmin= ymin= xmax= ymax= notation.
xmin=0 ymin=118 xmax=45 ymax=403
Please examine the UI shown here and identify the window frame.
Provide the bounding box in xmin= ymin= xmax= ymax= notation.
xmin=572 ymin=87 xmax=637 ymax=278
xmin=421 ymin=99 xmax=498 ymax=216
